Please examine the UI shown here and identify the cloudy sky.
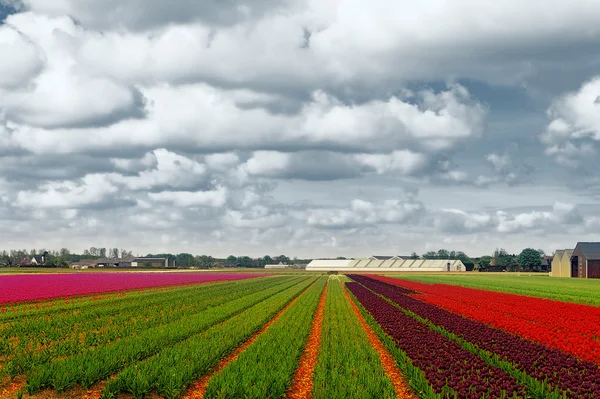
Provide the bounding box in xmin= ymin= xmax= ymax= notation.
xmin=1 ymin=0 xmax=600 ymax=258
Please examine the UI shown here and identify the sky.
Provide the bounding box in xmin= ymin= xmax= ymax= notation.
xmin=1 ymin=1 xmax=600 ymax=258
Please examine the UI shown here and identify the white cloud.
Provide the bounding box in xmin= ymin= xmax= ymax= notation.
xmin=355 ymin=150 xmax=427 ymax=175
xmin=110 ymin=149 xmax=208 ymax=191
xmin=0 ymin=24 xmax=44 ymax=89
xmin=542 ymin=76 xmax=600 ymax=166
xmin=147 ymin=186 xmax=227 ymax=207
xmin=14 ymin=173 xmax=120 ymax=209
xmin=307 ymin=199 xmax=425 ymax=229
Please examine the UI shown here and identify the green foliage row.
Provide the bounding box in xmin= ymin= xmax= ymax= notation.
xmin=3 ymin=277 xmax=294 ymax=377
xmin=102 ymin=276 xmax=321 ymax=399
xmin=24 ymin=276 xmax=308 ymax=394
xmin=311 ymin=276 xmax=396 ymax=399
xmin=203 ymin=276 xmax=328 ymax=398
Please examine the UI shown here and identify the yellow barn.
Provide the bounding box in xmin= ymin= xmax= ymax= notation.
xmin=550 ymin=249 xmax=573 ymax=277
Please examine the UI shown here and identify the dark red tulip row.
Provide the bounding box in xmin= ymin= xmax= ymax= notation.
xmin=346 ymin=282 xmax=526 ymax=398
xmin=373 ymin=276 xmax=600 ymax=365
xmin=349 ymin=275 xmax=600 ymax=399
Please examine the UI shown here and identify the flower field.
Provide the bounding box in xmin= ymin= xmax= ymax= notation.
xmin=1 ymin=272 xmax=600 ymax=398
xmin=0 ymin=272 xmax=262 ymax=304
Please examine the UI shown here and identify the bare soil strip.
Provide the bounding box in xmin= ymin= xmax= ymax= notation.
xmin=285 ymin=282 xmax=328 ymax=399
xmin=343 ymin=284 xmax=418 ymax=399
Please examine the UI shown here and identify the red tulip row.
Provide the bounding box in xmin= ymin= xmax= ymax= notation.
xmin=373 ymin=276 xmax=600 ymax=365
xmin=352 ymin=275 xmax=600 ymax=398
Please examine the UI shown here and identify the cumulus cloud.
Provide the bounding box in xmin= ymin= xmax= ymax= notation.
xmin=0 ymin=24 xmax=44 ymax=89
xmin=0 ymin=13 xmax=146 ymax=128
xmin=3 ymin=2 xmax=600 ymax=256
xmin=542 ymin=76 xmax=600 ymax=166
xmin=436 ymin=202 xmax=583 ymax=234
xmin=147 ymin=186 xmax=228 ymax=207
xmin=307 ymin=199 xmax=426 ymax=229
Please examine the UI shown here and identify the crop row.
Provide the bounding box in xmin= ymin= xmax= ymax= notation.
xmin=1 ymin=276 xmax=283 ymax=360
xmin=347 ymin=280 xmax=526 ymax=398
xmin=2 ymin=276 xmax=297 ymax=380
xmin=201 ymin=276 xmax=327 ymax=398
xmin=101 ymin=276 xmax=322 ymax=399
xmin=0 ymin=272 xmax=263 ymax=304
xmin=23 ymin=276 xmax=310 ymax=394
xmin=375 ymin=276 xmax=600 ymax=365
xmin=311 ymin=277 xmax=398 ymax=399
xmin=350 ymin=275 xmax=600 ymax=398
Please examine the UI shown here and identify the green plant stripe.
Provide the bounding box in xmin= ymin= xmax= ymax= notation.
xmin=2 ymin=276 xmax=290 ymax=354
xmin=24 ymin=276 xmax=310 ymax=394
xmin=4 ymin=276 xmax=298 ymax=378
xmin=102 ymin=276 xmax=321 ymax=399
xmin=345 ymin=284 xmax=449 ymax=399
xmin=203 ymin=276 xmax=328 ymax=399
xmin=312 ymin=276 xmax=396 ymax=399
xmin=0 ymin=276 xmax=270 ymax=324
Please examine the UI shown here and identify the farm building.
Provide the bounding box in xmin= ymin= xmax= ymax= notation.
xmin=265 ymin=262 xmax=289 ymax=269
xmin=550 ymin=249 xmax=573 ymax=277
xmin=306 ymin=257 xmax=466 ymax=272
xmin=570 ymin=242 xmax=600 ymax=278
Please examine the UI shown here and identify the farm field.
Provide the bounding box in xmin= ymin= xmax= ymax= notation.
xmin=2 ymin=272 xmax=600 ymax=398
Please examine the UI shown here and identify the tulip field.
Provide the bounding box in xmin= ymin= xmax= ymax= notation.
xmin=1 ymin=272 xmax=600 ymax=398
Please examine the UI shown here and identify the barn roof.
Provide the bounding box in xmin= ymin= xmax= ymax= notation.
xmin=575 ymin=242 xmax=600 ymax=260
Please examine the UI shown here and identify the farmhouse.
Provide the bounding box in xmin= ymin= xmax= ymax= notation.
xmin=306 ymin=256 xmax=466 ymax=272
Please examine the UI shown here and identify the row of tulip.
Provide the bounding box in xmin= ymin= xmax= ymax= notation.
xmin=310 ymin=278 xmax=401 ymax=399
xmin=101 ymin=276 xmax=321 ymax=399
xmin=375 ymin=276 xmax=600 ymax=365
xmin=201 ymin=277 xmax=327 ymax=398
xmin=0 ymin=272 xmax=264 ymax=304
xmin=3 ymin=277 xmax=296 ymax=379
xmin=23 ymin=276 xmax=310 ymax=394
xmin=347 ymin=280 xmax=527 ymax=398
xmin=351 ymin=275 xmax=600 ymax=398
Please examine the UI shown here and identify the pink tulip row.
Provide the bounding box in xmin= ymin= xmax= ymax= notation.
xmin=0 ymin=272 xmax=264 ymax=304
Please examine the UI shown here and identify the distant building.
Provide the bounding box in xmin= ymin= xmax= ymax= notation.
xmin=265 ymin=261 xmax=289 ymax=269
xmin=306 ymin=257 xmax=466 ymax=272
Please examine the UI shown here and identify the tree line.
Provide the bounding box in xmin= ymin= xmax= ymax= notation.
xmin=0 ymin=246 xmax=549 ymax=271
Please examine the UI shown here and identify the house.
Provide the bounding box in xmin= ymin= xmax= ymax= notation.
xmin=570 ymin=242 xmax=600 ymax=278
xmin=29 ymin=255 xmax=45 ymax=265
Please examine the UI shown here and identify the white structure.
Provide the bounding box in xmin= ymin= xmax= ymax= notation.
xmin=265 ymin=262 xmax=289 ymax=269
xmin=306 ymin=258 xmax=466 ymax=272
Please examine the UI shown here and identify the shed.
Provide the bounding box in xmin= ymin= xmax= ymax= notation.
xmin=550 ymin=249 xmax=573 ymax=277
xmin=571 ymin=242 xmax=600 ymax=278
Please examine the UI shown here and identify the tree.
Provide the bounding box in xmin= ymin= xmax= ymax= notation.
xmin=437 ymin=249 xmax=450 ymax=259
xmin=99 ymin=248 xmax=107 ymax=258
xmin=262 ymin=255 xmax=273 ymax=266
xmin=176 ymin=253 xmax=195 ymax=267
xmin=410 ymin=252 xmax=419 ymax=259
xmin=422 ymin=251 xmax=437 ymax=259
xmin=518 ymin=248 xmax=542 ymax=271
xmin=226 ymin=255 xmax=237 ymax=265
xmin=277 ymin=255 xmax=289 ymax=264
